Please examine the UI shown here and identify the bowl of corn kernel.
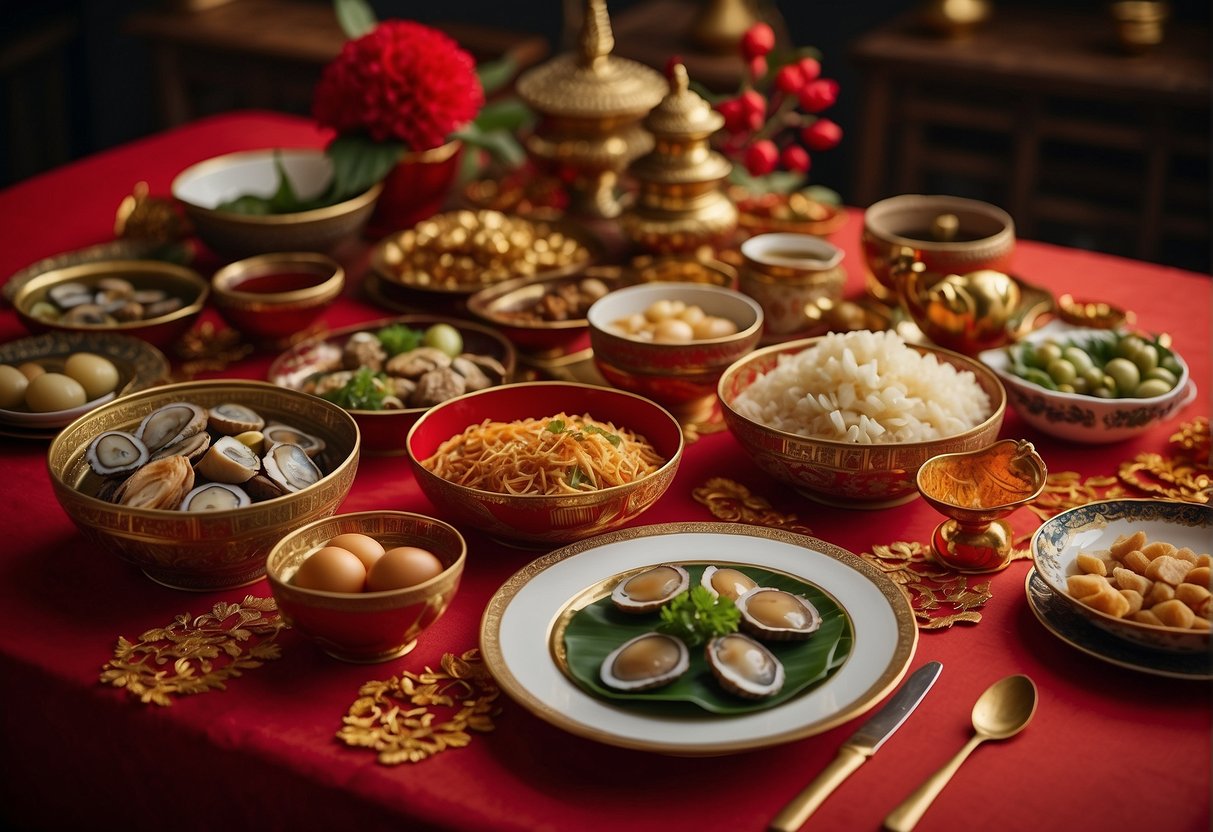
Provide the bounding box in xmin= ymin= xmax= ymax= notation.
xmin=1031 ymin=498 xmax=1211 ymax=653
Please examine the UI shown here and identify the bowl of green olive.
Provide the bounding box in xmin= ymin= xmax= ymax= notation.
xmin=980 ymin=322 xmax=1194 ymax=444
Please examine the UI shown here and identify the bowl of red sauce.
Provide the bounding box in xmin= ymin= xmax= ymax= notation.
xmin=211 ymin=253 xmax=345 ymax=348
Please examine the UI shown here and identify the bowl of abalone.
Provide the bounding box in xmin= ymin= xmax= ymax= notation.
xmin=48 ymin=379 xmax=360 ymax=590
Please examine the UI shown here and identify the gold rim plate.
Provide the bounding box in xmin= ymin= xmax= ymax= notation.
xmin=480 ymin=521 xmax=918 ymax=756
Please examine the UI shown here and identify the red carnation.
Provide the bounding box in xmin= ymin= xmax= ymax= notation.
xmin=802 ymin=118 xmax=843 ymax=151
xmin=741 ymin=23 xmax=776 ymax=61
xmin=313 ymin=20 xmax=484 ymax=151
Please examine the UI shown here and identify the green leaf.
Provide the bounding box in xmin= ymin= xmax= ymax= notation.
xmin=375 ymin=323 xmax=425 ymax=357
xmin=582 ymin=423 xmax=621 ymax=447
xmin=318 ymin=367 xmax=388 ymax=411
xmin=451 ymin=123 xmax=526 ymax=169
xmin=568 ymin=466 xmax=586 ymax=489
xmin=326 ymin=134 xmax=404 ymax=200
xmin=562 ymin=564 xmax=851 ymax=716
xmin=728 ymin=166 xmax=805 ymax=195
xmin=545 ymin=419 xmax=566 ymax=434
xmin=473 ymin=98 xmax=534 ymax=134
xmin=333 ymin=0 xmax=377 ymax=39
xmin=656 ymin=586 xmax=739 ymax=647
xmin=476 ymin=56 xmax=519 ymax=96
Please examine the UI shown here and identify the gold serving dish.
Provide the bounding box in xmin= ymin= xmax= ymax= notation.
xmin=47 ymin=379 xmax=360 ymax=590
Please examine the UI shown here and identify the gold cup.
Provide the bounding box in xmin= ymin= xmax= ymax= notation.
xmin=738 ymin=233 xmax=847 ymax=337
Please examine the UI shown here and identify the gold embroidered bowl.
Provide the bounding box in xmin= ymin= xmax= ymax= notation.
xmin=587 ymin=282 xmax=764 ymax=423
xmin=211 ymin=252 xmax=345 ymax=349
xmin=172 ymin=148 xmax=383 ymax=258
xmin=406 ymin=381 xmax=685 ymax=548
xmin=718 ymin=338 xmax=1006 ymax=509
xmin=266 ymin=510 xmax=466 ymax=663
xmin=1031 ymin=499 xmax=1211 ymax=653
xmin=47 ymin=379 xmax=360 ymax=590
xmin=12 ymin=259 xmax=209 ymax=352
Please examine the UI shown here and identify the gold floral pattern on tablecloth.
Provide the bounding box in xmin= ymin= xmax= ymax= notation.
xmin=860 ymin=541 xmax=999 ymax=629
xmin=693 ymin=476 xmax=814 ymax=535
xmin=337 ymin=649 xmax=500 ymax=765
xmin=1118 ymin=418 xmax=1211 ymax=504
xmin=99 ymin=596 xmax=285 ymax=706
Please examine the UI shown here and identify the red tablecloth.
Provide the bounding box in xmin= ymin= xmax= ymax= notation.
xmin=0 ymin=112 xmax=1208 ymax=832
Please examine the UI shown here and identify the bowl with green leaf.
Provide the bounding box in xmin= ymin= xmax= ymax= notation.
xmin=171 ymin=148 xmax=384 ymax=258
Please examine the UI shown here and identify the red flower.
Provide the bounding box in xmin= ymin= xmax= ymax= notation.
xmin=741 ymin=23 xmax=776 ymax=61
xmin=781 ymin=145 xmax=811 ymax=173
xmin=745 ymin=140 xmax=780 ymax=176
xmin=313 ymin=20 xmax=484 ymax=151
xmin=802 ymin=118 xmax=843 ymax=151
xmin=798 ymin=79 xmax=839 ymax=113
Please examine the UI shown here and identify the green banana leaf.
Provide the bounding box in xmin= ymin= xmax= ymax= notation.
xmin=562 ymin=565 xmax=852 ymax=715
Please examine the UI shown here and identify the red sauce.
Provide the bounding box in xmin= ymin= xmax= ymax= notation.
xmin=233 ymin=272 xmax=326 ymax=294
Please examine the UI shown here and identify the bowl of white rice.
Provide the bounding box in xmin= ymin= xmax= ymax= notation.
xmin=718 ymin=329 xmax=1006 ymax=508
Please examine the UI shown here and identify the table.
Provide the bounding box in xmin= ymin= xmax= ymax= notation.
xmin=0 ymin=111 xmax=1208 ymax=832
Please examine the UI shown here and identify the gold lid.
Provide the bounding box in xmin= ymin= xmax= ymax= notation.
xmin=644 ymin=64 xmax=724 ymax=138
xmin=516 ymin=0 xmax=665 ymax=118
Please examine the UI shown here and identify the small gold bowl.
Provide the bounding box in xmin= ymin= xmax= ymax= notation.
xmin=13 ymin=259 xmax=209 ymax=351
xmin=587 ymin=282 xmax=764 ymax=423
xmin=47 ymin=379 xmax=360 ymax=590
xmin=266 ymin=510 xmax=466 ymax=663
xmin=719 ymin=338 xmax=1007 ymax=508
xmin=211 ymin=252 xmax=345 ymax=348
xmin=172 ymin=148 xmax=382 ymax=258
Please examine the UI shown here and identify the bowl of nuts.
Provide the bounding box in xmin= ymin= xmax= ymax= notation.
xmin=467 ymin=271 xmax=623 ymax=357
xmin=1031 ymin=499 xmax=1211 ymax=653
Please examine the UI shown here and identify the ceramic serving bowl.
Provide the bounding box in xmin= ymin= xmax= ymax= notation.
xmin=978 ymin=322 xmax=1194 ymax=444
xmin=862 ymin=194 xmax=1014 ymax=300
xmin=406 ymin=381 xmax=684 ymax=547
xmin=719 ymin=337 xmax=1006 ymax=508
xmin=737 ymin=233 xmax=847 ymax=337
xmin=12 ymin=260 xmax=209 ymax=351
xmin=587 ymin=282 xmax=763 ymax=423
xmin=266 ymin=510 xmax=466 ymax=663
xmin=172 ymin=148 xmax=382 ymax=258
xmin=1031 ymin=499 xmax=1211 ymax=653
xmin=211 ymin=252 xmax=345 ymax=348
xmin=268 ymin=314 xmax=516 ymax=456
xmin=47 ymin=379 xmax=360 ymax=590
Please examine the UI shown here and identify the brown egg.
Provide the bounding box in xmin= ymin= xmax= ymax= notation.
xmin=64 ymin=352 xmax=120 ymax=400
xmin=24 ymin=372 xmax=87 ymax=412
xmin=0 ymin=365 xmax=28 ymax=409
xmin=291 ymin=545 xmax=367 ymax=593
xmin=327 ymin=533 xmax=386 ymax=572
xmin=366 ymin=546 xmax=444 ymax=592
xmin=17 ymin=362 xmax=45 ymax=382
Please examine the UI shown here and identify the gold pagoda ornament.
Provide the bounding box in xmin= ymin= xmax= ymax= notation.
xmin=515 ymin=0 xmax=666 ymax=218
xmin=622 ymin=63 xmax=738 ymax=253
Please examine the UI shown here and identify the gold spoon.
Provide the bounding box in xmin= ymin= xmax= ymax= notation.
xmin=884 ymin=675 xmax=1038 ymax=832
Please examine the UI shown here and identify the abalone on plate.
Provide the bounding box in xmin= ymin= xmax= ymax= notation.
xmin=736 ymin=587 xmax=822 ymax=641
xmin=705 ymin=632 xmax=785 ymax=699
xmin=610 ymin=564 xmax=690 ymax=614
xmin=700 ymin=565 xmax=758 ymax=602
xmin=599 ymin=632 xmax=689 ymax=691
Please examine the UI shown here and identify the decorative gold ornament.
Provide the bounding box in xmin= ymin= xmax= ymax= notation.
xmin=99 ymin=596 xmax=285 ymax=706
xmin=1026 ymin=471 xmax=1127 ymax=525
xmin=1119 ymin=454 xmax=1211 ymax=504
xmin=692 ymin=476 xmax=814 ymax=535
xmin=1169 ymin=417 xmax=1211 ymax=461
xmin=174 ymin=320 xmax=254 ymax=378
xmin=860 ymin=541 xmax=1005 ymax=630
xmin=336 ymin=649 xmax=500 ymax=765
xmin=115 ymin=181 xmax=188 ymax=243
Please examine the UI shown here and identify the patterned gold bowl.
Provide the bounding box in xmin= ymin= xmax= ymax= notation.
xmin=406 ymin=381 xmax=684 ymax=547
xmin=587 ymin=282 xmax=764 ymax=423
xmin=718 ymin=338 xmax=1006 ymax=508
xmin=211 ymin=252 xmax=345 ymax=348
xmin=266 ymin=511 xmax=466 ymax=663
xmin=47 ymin=379 xmax=360 ymax=590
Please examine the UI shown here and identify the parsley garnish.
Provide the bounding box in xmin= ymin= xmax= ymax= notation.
xmin=318 ymin=367 xmax=388 ymax=411
xmin=657 ymin=586 xmax=741 ymax=646
xmin=376 ymin=323 xmax=425 ymax=357
xmin=543 ymin=418 xmax=620 ymax=446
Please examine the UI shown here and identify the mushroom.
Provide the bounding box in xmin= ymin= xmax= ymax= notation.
xmin=342 ymin=331 xmax=386 ymax=372
xmin=408 ymin=367 xmax=467 ymax=408
xmin=386 ymin=347 xmax=451 ymax=379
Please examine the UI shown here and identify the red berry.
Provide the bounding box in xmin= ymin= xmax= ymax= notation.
xmin=802 ymin=118 xmax=843 ymax=151
xmin=716 ymin=98 xmax=747 ymax=134
xmin=748 ymin=55 xmax=768 ymax=82
xmin=740 ymin=23 xmax=776 ymax=61
xmin=781 ymin=145 xmax=811 ymax=173
xmin=797 ymin=57 xmax=822 ymax=82
xmin=798 ymin=78 xmax=839 ymax=113
xmin=744 ymin=140 xmax=780 ymax=176
xmin=739 ymin=90 xmax=767 ymax=131
xmin=775 ymin=63 xmax=805 ymax=94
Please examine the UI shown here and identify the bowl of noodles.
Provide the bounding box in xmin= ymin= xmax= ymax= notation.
xmin=406 ymin=381 xmax=684 ymax=547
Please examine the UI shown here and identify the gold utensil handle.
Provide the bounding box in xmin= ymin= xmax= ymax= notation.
xmin=883 ymin=735 xmax=984 ymax=832
xmin=768 ymin=745 xmax=867 ymax=832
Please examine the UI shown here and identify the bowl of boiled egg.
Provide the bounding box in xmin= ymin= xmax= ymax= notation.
xmin=265 ymin=510 xmax=466 ymax=663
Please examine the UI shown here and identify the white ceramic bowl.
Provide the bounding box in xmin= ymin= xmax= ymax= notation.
xmin=1031 ymin=499 xmax=1211 ymax=653
xmin=979 ymin=322 xmax=1194 ymax=444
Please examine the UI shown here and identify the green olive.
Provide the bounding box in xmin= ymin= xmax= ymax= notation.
xmin=1046 ymin=358 xmax=1077 ymax=385
xmin=1092 ymin=387 xmax=1116 ymax=399
xmin=1115 ymin=334 xmax=1145 ymax=359
xmin=1081 ymin=366 xmax=1106 ymax=388
xmin=1160 ymin=355 xmax=1182 ymax=375
xmin=1070 ymin=377 xmax=1090 ymax=395
xmin=1133 ymin=378 xmax=1173 ymax=398
xmin=1033 ymin=342 xmax=1063 ymax=367
xmin=1021 ymin=367 xmax=1056 ymax=390
xmin=423 ymin=323 xmax=464 ymax=357
xmin=1130 ymin=344 xmax=1158 ymax=374
xmin=1056 ymin=383 xmax=1075 ymax=394
xmin=1145 ymin=367 xmax=1178 ymax=387
xmin=1062 ymin=347 xmax=1094 ymax=373
xmin=1104 ymin=358 xmax=1140 ymax=397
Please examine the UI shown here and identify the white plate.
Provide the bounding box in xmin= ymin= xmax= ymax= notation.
xmin=480 ymin=522 xmax=918 ymax=756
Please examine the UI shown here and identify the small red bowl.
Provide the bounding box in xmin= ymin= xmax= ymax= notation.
xmin=406 ymin=382 xmax=684 ymax=547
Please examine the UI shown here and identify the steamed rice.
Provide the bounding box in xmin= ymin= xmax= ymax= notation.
xmin=733 ymin=330 xmax=991 ymax=444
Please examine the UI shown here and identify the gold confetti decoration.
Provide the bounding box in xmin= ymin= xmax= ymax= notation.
xmin=1118 ymin=418 xmax=1212 ymax=504
xmin=100 ymin=596 xmax=285 ymax=706
xmin=692 ymin=476 xmax=814 ymax=535
xmin=1026 ymin=472 xmax=1127 ymax=524
xmin=174 ymin=320 xmax=254 ymax=378
xmin=337 ymin=649 xmax=500 ymax=765
xmin=860 ymin=541 xmax=995 ymax=629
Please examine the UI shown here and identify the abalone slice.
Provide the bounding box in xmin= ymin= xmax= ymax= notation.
xmin=706 ymin=633 xmax=785 ymax=699
xmin=48 ymin=282 xmax=91 ymax=307
xmin=736 ymin=587 xmax=822 ymax=641
xmin=86 ymin=430 xmax=148 ymax=476
xmin=207 ymin=403 xmax=265 ymax=435
xmin=263 ymin=442 xmax=322 ymax=492
xmin=700 ymin=565 xmax=758 ymax=602
xmin=149 ymin=431 xmax=211 ymax=464
xmin=62 ymin=304 xmax=115 ymax=325
xmin=136 ymin=402 xmax=207 ymax=452
xmin=180 ymin=482 xmax=251 ymax=512
xmin=114 ymin=455 xmax=194 ymax=510
xmin=611 ymin=564 xmax=690 ymax=614
xmin=599 ymin=632 xmax=689 ymax=691
xmin=262 ymin=423 xmax=325 ymax=458
xmin=196 ymin=436 xmax=260 ymax=484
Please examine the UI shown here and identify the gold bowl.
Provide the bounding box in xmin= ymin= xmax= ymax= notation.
xmin=13 ymin=259 xmax=209 ymax=351
xmin=211 ymin=252 xmax=345 ymax=348
xmin=719 ymin=338 xmax=1007 ymax=508
xmin=266 ymin=510 xmax=466 ymax=663
xmin=47 ymin=379 xmax=360 ymax=590
xmin=587 ymin=282 xmax=763 ymax=423
xmin=737 ymin=233 xmax=847 ymax=337
xmin=171 ymin=148 xmax=383 ymax=258
xmin=406 ymin=381 xmax=684 ymax=547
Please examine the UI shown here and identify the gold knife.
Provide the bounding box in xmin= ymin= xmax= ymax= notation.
xmin=768 ymin=661 xmax=943 ymax=832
